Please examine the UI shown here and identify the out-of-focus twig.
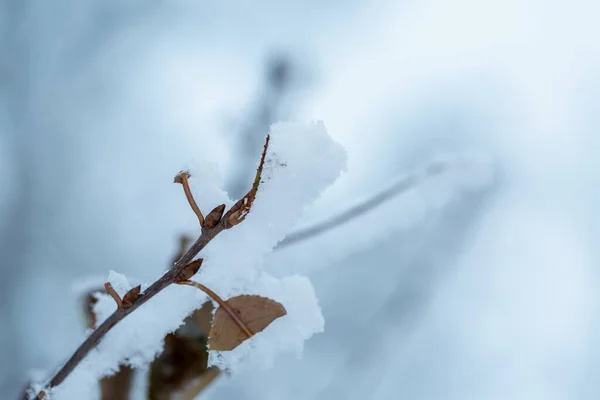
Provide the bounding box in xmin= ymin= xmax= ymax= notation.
xmin=276 ymin=163 xmax=450 ymax=249
xmin=228 ymin=53 xmax=298 ymax=198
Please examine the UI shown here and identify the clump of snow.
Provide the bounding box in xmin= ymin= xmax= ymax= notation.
xmin=182 ymin=158 xmax=232 ymax=213
xmin=208 ymin=273 xmax=325 ymax=372
xmin=199 ymin=121 xmax=346 ymax=290
xmin=39 ymin=121 xmax=346 ymax=399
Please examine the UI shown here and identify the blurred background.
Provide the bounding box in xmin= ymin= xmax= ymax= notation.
xmin=2 ymin=1 xmax=600 ymax=399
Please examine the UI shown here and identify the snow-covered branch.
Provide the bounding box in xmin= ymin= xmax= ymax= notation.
xmin=28 ymin=122 xmax=346 ymax=399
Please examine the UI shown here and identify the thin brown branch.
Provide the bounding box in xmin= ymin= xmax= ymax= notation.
xmin=174 ymin=171 xmax=205 ymax=228
xmin=226 ymin=134 xmax=270 ymax=227
xmin=275 ymin=162 xmax=449 ymax=249
xmin=248 ymin=134 xmax=270 ymax=204
xmin=33 ymin=139 xmax=273 ymax=399
xmin=103 ymin=282 xmax=123 ymax=311
xmin=177 ymin=280 xmax=254 ymax=339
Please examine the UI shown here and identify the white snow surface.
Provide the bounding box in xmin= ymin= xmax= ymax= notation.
xmin=40 ymin=121 xmax=346 ymax=399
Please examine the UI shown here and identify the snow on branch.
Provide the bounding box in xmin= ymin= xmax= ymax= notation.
xmin=28 ymin=122 xmax=346 ymax=399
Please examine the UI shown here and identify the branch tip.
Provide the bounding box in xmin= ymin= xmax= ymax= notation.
xmin=249 ymin=133 xmax=270 ymax=202
xmin=224 ymin=133 xmax=271 ymax=229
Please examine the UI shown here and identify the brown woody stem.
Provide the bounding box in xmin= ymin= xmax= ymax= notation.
xmin=104 ymin=282 xmax=123 ymax=311
xmin=177 ymin=280 xmax=254 ymax=338
xmin=32 ymin=135 xmax=274 ymax=399
xmin=33 ymin=186 xmax=263 ymax=398
xmin=248 ymin=134 xmax=270 ymax=204
xmin=176 ymin=171 xmax=205 ymax=228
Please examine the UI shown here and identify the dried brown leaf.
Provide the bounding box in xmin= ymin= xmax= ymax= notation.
xmin=208 ymin=295 xmax=286 ymax=351
xmin=176 ymin=259 xmax=204 ymax=282
xmin=204 ymin=204 xmax=226 ymax=229
xmin=122 ymin=285 xmax=141 ymax=309
xmin=100 ymin=365 xmax=134 ymax=400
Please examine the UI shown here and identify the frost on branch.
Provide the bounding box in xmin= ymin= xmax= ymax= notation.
xmin=44 ymin=122 xmax=346 ymax=399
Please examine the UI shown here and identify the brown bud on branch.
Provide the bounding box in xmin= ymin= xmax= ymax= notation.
xmin=175 ymin=259 xmax=204 ymax=282
xmin=121 ymin=285 xmax=141 ymax=309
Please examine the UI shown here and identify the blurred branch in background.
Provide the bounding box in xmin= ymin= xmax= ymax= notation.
xmin=276 ymin=162 xmax=450 ymax=250
xmin=314 ymin=188 xmax=496 ymax=400
xmin=226 ymin=51 xmax=306 ymax=199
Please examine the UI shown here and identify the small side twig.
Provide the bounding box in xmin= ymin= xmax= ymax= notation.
xmin=174 ymin=171 xmax=205 ymax=228
xmin=104 ymin=282 xmax=123 ymax=311
xmin=177 ymin=280 xmax=254 ymax=339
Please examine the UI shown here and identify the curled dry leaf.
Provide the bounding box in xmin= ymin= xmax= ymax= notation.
xmin=204 ymin=204 xmax=226 ymax=229
xmin=208 ymin=295 xmax=287 ymax=351
xmin=176 ymin=259 xmax=204 ymax=282
xmin=121 ymin=285 xmax=141 ymax=309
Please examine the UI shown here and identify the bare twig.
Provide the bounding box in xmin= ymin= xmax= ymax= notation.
xmin=174 ymin=171 xmax=205 ymax=228
xmin=249 ymin=133 xmax=270 ymax=203
xmin=227 ymin=134 xmax=270 ymax=227
xmin=32 ymin=135 xmax=271 ymax=399
xmin=103 ymin=282 xmax=123 ymax=311
xmin=177 ymin=280 xmax=254 ymax=339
